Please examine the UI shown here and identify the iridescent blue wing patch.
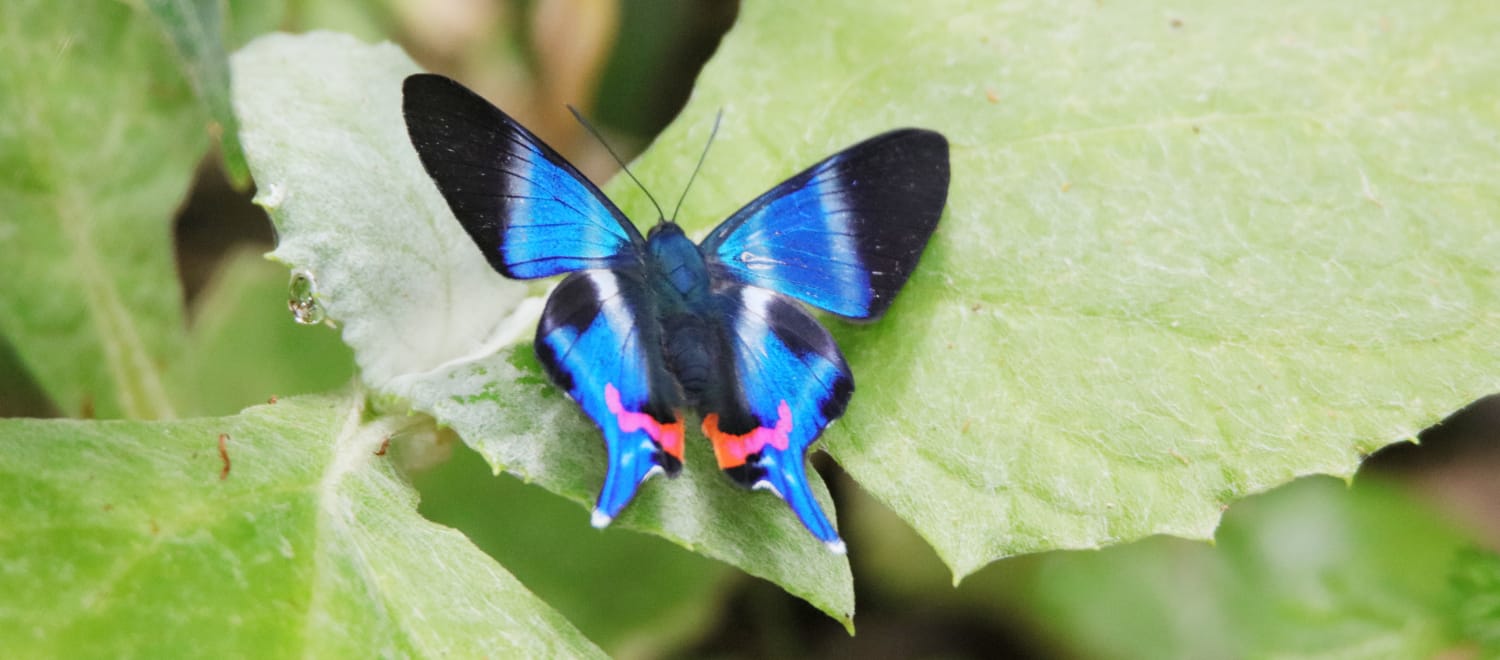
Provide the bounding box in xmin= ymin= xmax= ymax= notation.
xmin=403 ymin=74 xmax=644 ymax=279
xmin=535 ymin=269 xmax=686 ymax=526
xmin=700 ymin=284 xmax=853 ymax=552
xmin=701 ymin=129 xmax=949 ymax=320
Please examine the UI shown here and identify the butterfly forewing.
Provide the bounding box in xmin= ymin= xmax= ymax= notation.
xmin=403 ymin=74 xmax=644 ymax=279
xmin=702 ymin=129 xmax=949 ymax=320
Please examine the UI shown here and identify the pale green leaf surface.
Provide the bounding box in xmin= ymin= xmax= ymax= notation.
xmin=0 ymin=0 xmax=207 ymax=419
xmin=144 ymin=0 xmax=251 ymax=185
xmin=230 ymin=33 xmax=854 ymax=624
xmin=610 ymin=0 xmax=1500 ymax=577
xmin=165 ymin=249 xmax=356 ymax=416
xmin=0 ymin=393 xmax=603 ymax=657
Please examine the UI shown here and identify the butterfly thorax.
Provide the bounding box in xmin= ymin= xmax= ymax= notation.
xmin=644 ymin=223 xmax=711 ymax=304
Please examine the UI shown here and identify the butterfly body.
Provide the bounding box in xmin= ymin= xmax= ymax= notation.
xmin=403 ymin=74 xmax=949 ymax=553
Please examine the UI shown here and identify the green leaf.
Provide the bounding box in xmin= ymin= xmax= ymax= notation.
xmin=144 ymin=0 xmax=252 ymax=185
xmin=0 ymin=393 xmax=604 ymax=657
xmin=992 ymin=478 xmax=1485 ymax=658
xmin=414 ymin=444 xmax=732 ymax=655
xmin=1450 ymin=547 xmax=1500 ymax=654
xmin=0 ymin=0 xmax=207 ymax=419
xmin=618 ymin=0 xmax=1500 ymax=577
xmin=230 ymin=32 xmax=855 ymax=626
xmin=165 ymin=249 xmax=357 ymax=416
xmin=849 ymin=476 xmax=1493 ymax=656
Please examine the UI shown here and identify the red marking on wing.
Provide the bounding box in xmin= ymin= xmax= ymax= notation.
xmin=604 ymin=383 xmax=684 ymax=460
xmin=702 ymin=401 xmax=793 ymax=469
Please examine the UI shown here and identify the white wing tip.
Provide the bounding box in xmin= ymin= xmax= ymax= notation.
xmin=825 ymin=539 xmax=847 ymax=555
xmin=590 ymin=510 xmax=613 ymax=529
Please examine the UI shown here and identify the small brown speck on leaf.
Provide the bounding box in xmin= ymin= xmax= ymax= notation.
xmin=218 ymin=433 xmax=231 ymax=481
xmin=375 ymin=437 xmax=391 ymax=456
xmin=150 ymin=520 xmax=161 ymax=535
xmin=985 ymin=88 xmax=1000 ymax=104
xmin=1060 ymin=182 xmax=1072 ymax=193
xmin=1170 ymin=17 xmax=1183 ymax=28
xmin=1169 ymin=449 xmax=1190 ymax=466
xmin=102 ymin=504 xmax=114 ymax=512
xmin=267 ymin=394 xmax=279 ymax=404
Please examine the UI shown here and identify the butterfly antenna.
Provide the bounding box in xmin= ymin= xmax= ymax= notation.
xmin=670 ymin=109 xmax=723 ymax=223
xmin=567 ymin=105 xmax=666 ymax=221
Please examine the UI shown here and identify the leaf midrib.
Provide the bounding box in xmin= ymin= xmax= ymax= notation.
xmin=55 ymin=185 xmax=176 ymax=419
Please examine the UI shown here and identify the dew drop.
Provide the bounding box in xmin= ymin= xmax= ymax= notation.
xmin=287 ymin=268 xmax=326 ymax=325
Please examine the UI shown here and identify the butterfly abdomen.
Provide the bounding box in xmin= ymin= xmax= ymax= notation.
xmin=661 ymin=314 xmax=714 ymax=404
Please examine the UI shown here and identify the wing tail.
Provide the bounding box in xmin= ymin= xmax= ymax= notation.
xmin=755 ymin=446 xmax=844 ymax=553
xmin=591 ymin=429 xmax=677 ymax=527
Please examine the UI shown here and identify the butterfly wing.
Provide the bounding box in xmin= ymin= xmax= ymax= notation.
xmin=700 ymin=284 xmax=854 ymax=552
xmin=536 ymin=268 xmax=686 ymax=526
xmin=403 ymin=74 xmax=644 ymax=279
xmin=701 ymin=129 xmax=949 ymax=320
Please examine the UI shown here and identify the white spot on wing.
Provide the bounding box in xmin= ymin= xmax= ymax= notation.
xmin=586 ymin=270 xmax=635 ymax=338
xmin=736 ymin=287 xmax=775 ymax=361
xmin=752 ymin=479 xmax=783 ymax=497
xmin=590 ymin=510 xmax=613 ymax=528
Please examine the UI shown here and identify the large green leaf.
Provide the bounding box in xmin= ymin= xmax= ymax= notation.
xmin=230 ymin=32 xmax=855 ymax=625
xmin=0 ymin=0 xmax=207 ymax=419
xmin=618 ymin=0 xmax=1500 ymax=577
xmin=0 ymin=393 xmax=603 ymax=657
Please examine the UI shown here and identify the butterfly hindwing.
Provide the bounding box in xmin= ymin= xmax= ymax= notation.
xmin=536 ymin=269 xmax=685 ymax=526
xmin=701 ymin=284 xmax=854 ymax=552
xmin=702 ymin=129 xmax=949 ymax=320
xmin=403 ymin=74 xmax=644 ymax=279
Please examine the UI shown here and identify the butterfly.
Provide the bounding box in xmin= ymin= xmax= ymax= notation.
xmin=402 ymin=73 xmax=949 ymax=553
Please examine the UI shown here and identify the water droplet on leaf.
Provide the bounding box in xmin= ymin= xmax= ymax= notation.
xmin=288 ymin=268 xmax=326 ymax=325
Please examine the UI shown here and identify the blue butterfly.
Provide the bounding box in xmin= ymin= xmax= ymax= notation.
xmin=402 ymin=74 xmax=949 ymax=553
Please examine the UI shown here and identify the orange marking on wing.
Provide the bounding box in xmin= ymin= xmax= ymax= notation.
xmin=603 ymin=383 xmax=685 ymax=461
xmin=702 ymin=401 xmax=794 ymax=469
